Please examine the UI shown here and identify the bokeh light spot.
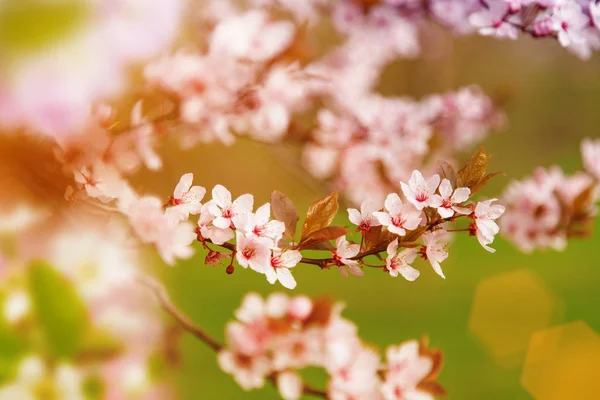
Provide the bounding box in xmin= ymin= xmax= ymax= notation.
xmin=521 ymin=321 xmax=600 ymax=400
xmin=468 ymin=269 xmax=563 ymax=368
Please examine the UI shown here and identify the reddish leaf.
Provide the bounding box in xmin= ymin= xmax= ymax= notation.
xmin=572 ymin=183 xmax=596 ymax=218
xmin=439 ymin=161 xmax=457 ymax=188
xmin=271 ymin=190 xmax=299 ymax=240
xmin=300 ymin=192 xmax=339 ymax=242
xmin=299 ymin=226 xmax=348 ymax=250
xmin=363 ymin=226 xmax=392 ymax=253
xmin=457 ymin=147 xmax=489 ymax=189
xmin=299 ymin=240 xmax=335 ymax=251
xmin=304 ymin=297 xmax=334 ymax=327
xmin=469 ymin=172 xmax=505 ymax=195
xmin=417 ymin=381 xmax=447 ymax=397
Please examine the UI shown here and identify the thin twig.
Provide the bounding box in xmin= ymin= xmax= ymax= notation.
xmin=139 ymin=276 xmax=222 ymax=351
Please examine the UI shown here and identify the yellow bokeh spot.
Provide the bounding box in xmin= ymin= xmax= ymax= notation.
xmin=521 ymin=321 xmax=600 ymax=400
xmin=468 ymin=269 xmax=563 ymax=368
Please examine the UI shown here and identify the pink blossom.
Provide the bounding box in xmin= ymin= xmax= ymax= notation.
xmin=217 ymin=350 xmax=271 ymax=390
xmin=209 ymin=10 xmax=295 ymax=62
xmin=420 ymin=230 xmax=450 ymax=279
xmin=332 ymin=237 xmax=364 ymax=278
xmin=107 ymin=101 xmax=162 ymax=173
xmin=474 ymin=199 xmax=506 ymax=253
xmin=197 ymin=202 xmax=235 ymax=245
xmin=385 ymin=239 xmax=420 ymax=281
xmin=209 ymin=185 xmax=254 ymax=229
xmin=271 ymin=329 xmax=323 ymax=370
xmin=125 ymin=196 xmax=195 ymax=265
xmin=469 ymin=1 xmax=518 ymax=40
xmin=169 ymin=173 xmax=206 ymax=220
xmin=235 ymin=232 xmax=271 ymax=273
xmin=266 ymin=250 xmax=302 ymax=289
xmin=327 ymin=340 xmax=382 ymax=400
xmin=436 ymin=179 xmax=471 ymax=218
xmin=73 ymin=162 xmax=127 ymax=203
xmin=581 ymin=137 xmax=600 ymax=180
xmin=374 ymin=194 xmax=422 ymax=237
xmin=277 ymin=371 xmax=303 ymax=400
xmin=348 ymin=198 xmax=382 ymax=233
xmin=234 ymin=203 xmax=285 ymax=246
xmin=401 ymin=171 xmax=442 ymax=210
xmin=551 ymin=2 xmax=589 ymax=48
xmin=381 ymin=340 xmax=434 ymax=400
xmin=287 ymin=296 xmax=313 ymax=321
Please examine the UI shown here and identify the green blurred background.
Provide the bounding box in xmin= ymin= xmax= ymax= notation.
xmin=136 ymin=34 xmax=600 ymax=399
xmin=2 ymin=1 xmax=600 ymax=398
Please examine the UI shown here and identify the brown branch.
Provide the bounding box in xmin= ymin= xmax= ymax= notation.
xmin=202 ymin=214 xmax=469 ymax=270
xmin=139 ymin=276 xmax=328 ymax=398
xmin=139 ymin=276 xmax=223 ymax=352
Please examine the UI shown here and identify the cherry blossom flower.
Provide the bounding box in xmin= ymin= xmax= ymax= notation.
xmin=381 ymin=340 xmax=434 ymax=400
xmin=469 ymin=1 xmax=518 ymax=40
xmin=332 ymin=237 xmax=364 ymax=278
xmin=385 ymin=239 xmax=420 ymax=281
xmin=436 ymin=179 xmax=471 ymax=218
xmin=473 ymin=199 xmax=506 ymax=253
xmin=348 ymin=198 xmax=382 ymax=233
xmin=217 ymin=350 xmax=271 ymax=390
xmin=209 ymin=185 xmax=254 ymax=229
xmin=197 ymin=202 xmax=235 ymax=245
xmin=401 ymin=171 xmax=443 ymax=211
xmin=374 ymin=194 xmax=422 ymax=237
xmin=125 ymin=195 xmax=195 ymax=265
xmin=234 ymin=203 xmax=285 ymax=246
xmin=236 ymin=232 xmax=271 ymax=273
xmin=420 ymin=230 xmax=450 ymax=279
xmin=277 ymin=371 xmax=303 ymax=400
xmin=73 ymin=161 xmax=127 ymax=203
xmin=266 ymin=250 xmax=302 ymax=289
xmin=209 ymin=10 xmax=295 ymax=62
xmin=581 ymin=137 xmax=600 ymax=180
xmin=327 ymin=340 xmax=382 ymax=400
xmin=552 ymin=3 xmax=589 ymax=47
xmin=169 ymin=173 xmax=206 ymax=220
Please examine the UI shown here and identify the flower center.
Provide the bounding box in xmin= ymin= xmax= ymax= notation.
xmin=242 ymin=246 xmax=256 ymax=260
xmin=415 ymin=192 xmax=428 ymax=202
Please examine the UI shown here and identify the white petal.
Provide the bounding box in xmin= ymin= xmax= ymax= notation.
xmin=255 ymin=203 xmax=271 ymax=224
xmin=385 ymin=193 xmax=403 ymax=215
xmin=276 ymin=269 xmax=297 ymax=290
xmin=373 ymin=211 xmax=391 ymax=226
xmin=398 ymin=265 xmax=420 ymax=281
xmin=212 ymin=185 xmax=232 ymax=208
xmin=174 ymin=173 xmax=193 ymax=199
xmin=426 ymin=174 xmax=441 ymax=195
xmin=277 ymin=371 xmax=302 ymax=400
xmin=233 ymin=194 xmax=254 ymax=214
xmin=348 ymin=208 xmax=362 ymax=226
xmin=439 ymin=178 xmax=452 ymax=199
xmin=452 ymin=187 xmax=471 ymax=203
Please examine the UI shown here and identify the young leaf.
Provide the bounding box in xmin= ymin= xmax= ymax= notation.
xmin=298 ymin=226 xmax=349 ymax=250
xmin=469 ymin=172 xmax=505 ymax=195
xmin=572 ymin=183 xmax=596 ymax=218
xmin=300 ymin=192 xmax=339 ymax=241
xmin=271 ymin=190 xmax=299 ymax=240
xmin=417 ymin=381 xmax=447 ymax=397
xmin=457 ymin=147 xmax=489 ymax=189
xmin=304 ymin=297 xmax=334 ymax=327
xmin=28 ymin=260 xmax=89 ymax=358
xmin=439 ymin=161 xmax=457 ymax=188
xmin=363 ymin=226 xmax=392 ymax=253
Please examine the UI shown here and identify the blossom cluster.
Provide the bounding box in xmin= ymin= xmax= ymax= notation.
xmin=218 ymin=292 xmax=445 ymax=400
xmin=154 ymin=148 xmax=505 ymax=288
xmin=0 ymin=0 xmax=183 ymax=137
xmin=501 ymin=138 xmax=600 ymax=252
xmin=261 ymin=0 xmax=600 ymax=60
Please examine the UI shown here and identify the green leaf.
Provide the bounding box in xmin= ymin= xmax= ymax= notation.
xmin=28 ymin=260 xmax=89 ymax=358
